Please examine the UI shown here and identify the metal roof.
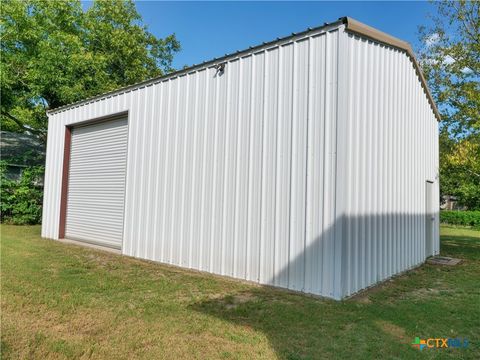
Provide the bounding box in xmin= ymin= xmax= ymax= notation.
xmin=47 ymin=17 xmax=440 ymax=121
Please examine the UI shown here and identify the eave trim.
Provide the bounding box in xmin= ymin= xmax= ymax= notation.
xmin=47 ymin=19 xmax=344 ymax=115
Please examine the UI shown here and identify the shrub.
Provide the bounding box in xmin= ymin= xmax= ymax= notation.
xmin=0 ymin=161 xmax=44 ymax=225
xmin=440 ymin=210 xmax=480 ymax=229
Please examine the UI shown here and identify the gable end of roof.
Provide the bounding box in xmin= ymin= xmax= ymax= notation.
xmin=342 ymin=17 xmax=441 ymax=122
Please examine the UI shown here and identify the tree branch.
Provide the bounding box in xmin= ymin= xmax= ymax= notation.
xmin=1 ymin=110 xmax=47 ymax=139
xmin=452 ymin=1 xmax=479 ymax=46
xmin=464 ymin=167 xmax=480 ymax=179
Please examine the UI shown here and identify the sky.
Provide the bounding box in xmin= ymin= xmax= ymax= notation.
xmin=83 ymin=1 xmax=436 ymax=70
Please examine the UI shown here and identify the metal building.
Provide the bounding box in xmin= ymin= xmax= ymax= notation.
xmin=41 ymin=17 xmax=440 ymax=299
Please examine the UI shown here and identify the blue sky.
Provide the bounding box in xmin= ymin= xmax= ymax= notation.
xmin=83 ymin=1 xmax=435 ymax=70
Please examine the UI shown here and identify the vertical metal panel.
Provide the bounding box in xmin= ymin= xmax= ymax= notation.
xmin=246 ymin=52 xmax=265 ymax=282
xmin=274 ymin=43 xmax=292 ymax=289
xmin=339 ymin=33 xmax=439 ymax=298
xmin=260 ymin=47 xmax=278 ymax=285
xmin=42 ymin=23 xmax=438 ymax=300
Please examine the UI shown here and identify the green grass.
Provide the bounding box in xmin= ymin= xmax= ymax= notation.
xmin=1 ymin=224 xmax=479 ymax=359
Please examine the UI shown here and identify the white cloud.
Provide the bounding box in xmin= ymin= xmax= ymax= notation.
xmin=421 ymin=57 xmax=438 ymax=66
xmin=421 ymin=56 xmax=452 ymax=65
xmin=425 ymin=33 xmax=440 ymax=47
xmin=443 ymin=55 xmax=456 ymax=65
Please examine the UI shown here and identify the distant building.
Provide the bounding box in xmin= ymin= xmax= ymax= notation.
xmin=0 ymin=131 xmax=45 ymax=181
xmin=441 ymin=195 xmax=466 ymax=211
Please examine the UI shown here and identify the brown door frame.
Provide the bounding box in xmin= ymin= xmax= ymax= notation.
xmin=57 ymin=111 xmax=129 ymax=239
xmin=58 ymin=126 xmax=72 ymax=239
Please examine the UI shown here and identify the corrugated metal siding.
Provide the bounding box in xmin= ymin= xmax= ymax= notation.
xmin=42 ymin=27 xmax=341 ymax=297
xmin=42 ymin=25 xmax=439 ymax=299
xmin=65 ymin=118 xmax=128 ymax=249
xmin=338 ymin=34 xmax=439 ymax=298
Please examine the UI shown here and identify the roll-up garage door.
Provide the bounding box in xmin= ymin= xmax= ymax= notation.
xmin=65 ymin=117 xmax=128 ymax=249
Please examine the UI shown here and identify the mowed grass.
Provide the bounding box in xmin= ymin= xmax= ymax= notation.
xmin=1 ymin=225 xmax=479 ymax=359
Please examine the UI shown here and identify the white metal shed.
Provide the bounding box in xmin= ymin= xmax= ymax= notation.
xmin=42 ymin=17 xmax=440 ymax=299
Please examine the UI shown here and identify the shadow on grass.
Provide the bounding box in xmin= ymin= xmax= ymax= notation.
xmin=189 ymin=228 xmax=480 ymax=359
xmin=440 ymin=232 xmax=480 ymax=260
xmin=190 ymin=287 xmax=370 ymax=359
xmin=188 ymin=282 xmax=445 ymax=359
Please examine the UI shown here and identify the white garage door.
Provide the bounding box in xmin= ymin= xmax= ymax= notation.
xmin=65 ymin=117 xmax=128 ymax=249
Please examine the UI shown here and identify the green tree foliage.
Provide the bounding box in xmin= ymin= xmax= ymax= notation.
xmin=419 ymin=0 xmax=479 ymax=136
xmin=441 ymin=136 xmax=480 ymax=209
xmin=1 ymin=0 xmax=180 ymax=141
xmin=419 ymin=1 xmax=479 ymax=209
xmin=0 ymin=161 xmax=44 ymax=224
xmin=440 ymin=210 xmax=480 ymax=229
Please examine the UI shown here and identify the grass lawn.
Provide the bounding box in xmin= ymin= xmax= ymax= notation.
xmin=1 ymin=225 xmax=479 ymax=359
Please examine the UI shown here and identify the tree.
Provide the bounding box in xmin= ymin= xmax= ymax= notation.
xmin=441 ymin=137 xmax=480 ymax=209
xmin=419 ymin=0 xmax=479 ymax=136
xmin=418 ymin=1 xmax=480 ymax=209
xmin=0 ymin=0 xmax=180 ymax=141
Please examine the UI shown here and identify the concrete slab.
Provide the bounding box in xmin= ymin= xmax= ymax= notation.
xmin=427 ymin=256 xmax=462 ymax=266
xmin=60 ymin=238 xmax=121 ymax=254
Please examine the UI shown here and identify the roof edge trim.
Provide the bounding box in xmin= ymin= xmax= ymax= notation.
xmin=47 ymin=19 xmax=344 ymax=115
xmin=47 ymin=16 xmax=441 ymax=122
xmin=343 ymin=17 xmax=441 ymax=122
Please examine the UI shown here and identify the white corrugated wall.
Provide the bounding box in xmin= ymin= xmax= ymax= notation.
xmin=42 ymin=24 xmax=439 ymax=299
xmin=42 ymin=26 xmax=342 ymax=298
xmin=337 ymin=34 xmax=439 ymax=298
